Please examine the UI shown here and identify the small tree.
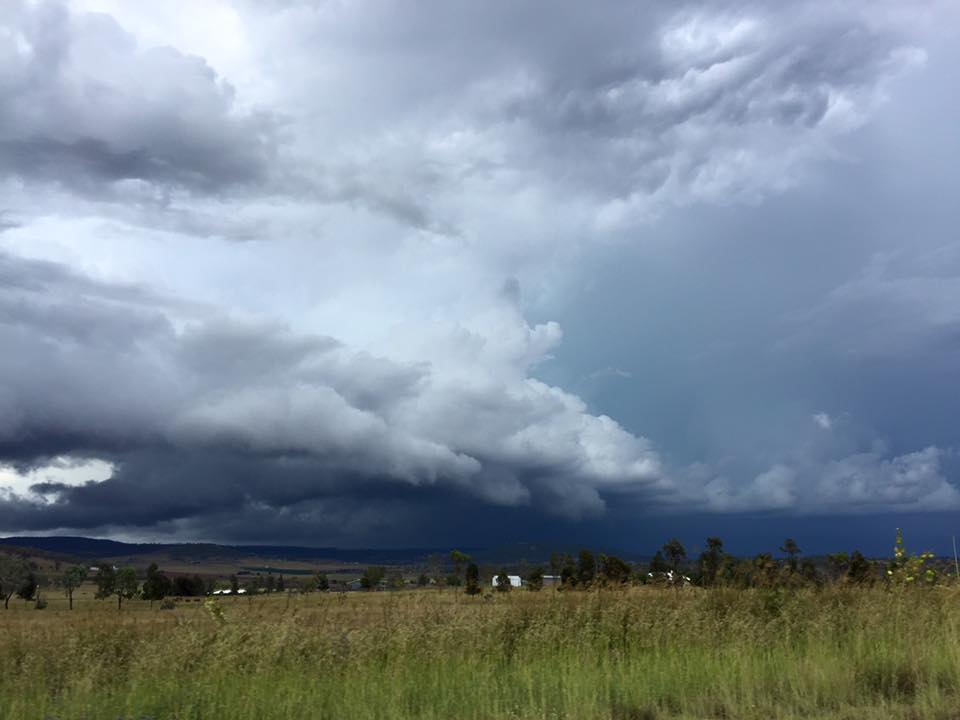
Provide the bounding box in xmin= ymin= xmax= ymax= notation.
xmin=1 ymin=557 xmax=40 ymax=608
xmin=577 ymin=549 xmax=596 ymax=587
xmin=495 ymin=568 xmax=512 ymax=592
xmin=416 ymin=573 xmax=429 ymax=587
xmin=96 ymin=565 xmax=139 ymax=610
xmin=799 ymin=558 xmax=820 ymax=585
xmin=449 ymin=550 xmax=471 ymax=584
xmin=648 ymin=550 xmax=670 ymax=576
xmin=525 ymin=566 xmax=544 ymax=591
xmin=314 ymin=572 xmax=329 ymax=592
xmin=826 ymin=552 xmax=849 ymax=582
xmin=142 ymin=563 xmax=172 ymax=603
xmin=360 ymin=566 xmax=385 ymax=590
xmin=780 ymin=538 xmax=801 ymax=572
xmin=115 ymin=568 xmax=140 ymax=609
xmin=699 ymin=537 xmax=725 ymax=587
xmin=598 ymin=555 xmax=631 ymax=586
xmin=464 ymin=562 xmax=482 ymax=595
xmin=662 ymin=538 xmax=687 ymax=576
xmin=847 ymin=550 xmax=873 ymax=585
xmin=16 ymin=570 xmax=37 ymax=601
xmin=886 ymin=528 xmax=936 ymax=586
xmin=752 ymin=553 xmax=778 ymax=587
xmin=94 ymin=564 xmax=116 ymax=601
xmin=96 ymin=564 xmax=139 ymax=610
xmin=62 ymin=565 xmax=88 ymax=610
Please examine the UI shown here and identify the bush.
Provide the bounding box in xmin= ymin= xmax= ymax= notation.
xmin=159 ymin=599 xmax=176 ymax=610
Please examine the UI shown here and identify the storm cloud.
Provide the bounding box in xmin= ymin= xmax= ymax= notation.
xmin=1 ymin=0 xmax=959 ymax=551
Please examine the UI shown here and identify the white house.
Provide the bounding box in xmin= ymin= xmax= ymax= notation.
xmin=492 ymin=575 xmax=523 ymax=588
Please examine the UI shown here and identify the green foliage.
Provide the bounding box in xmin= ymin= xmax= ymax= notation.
xmin=559 ymin=555 xmax=577 ymax=587
xmin=524 ymin=566 xmax=544 ymax=592
xmin=96 ymin=565 xmax=139 ymax=609
xmin=886 ymin=528 xmax=937 ymax=586
xmin=360 ymin=566 xmax=385 ymax=590
xmin=780 ymin=538 xmax=801 ymax=571
xmin=698 ymin=536 xmax=726 ymax=586
xmin=172 ymin=574 xmax=205 ymax=597
xmin=495 ymin=568 xmax=512 ymax=592
xmin=464 ymin=562 xmax=482 ymax=595
xmin=449 ymin=550 xmax=471 ymax=578
xmin=115 ymin=568 xmax=140 ymax=609
xmin=826 ymin=552 xmax=850 ymax=580
xmin=16 ymin=570 xmax=37 ymax=601
xmin=314 ymin=572 xmax=329 ymax=592
xmin=662 ymin=538 xmax=686 ymax=574
xmin=141 ymin=563 xmax=172 ymax=602
xmin=0 ymin=554 xmax=30 ymax=609
xmin=94 ymin=564 xmax=116 ymax=599
xmin=598 ymin=555 xmax=631 ymax=586
xmin=647 ymin=550 xmax=669 ymax=576
xmin=799 ymin=558 xmax=819 ymax=585
xmin=203 ymin=597 xmax=227 ymax=625
xmin=576 ymin=549 xmax=595 ymax=587
xmin=62 ymin=565 xmax=87 ymax=611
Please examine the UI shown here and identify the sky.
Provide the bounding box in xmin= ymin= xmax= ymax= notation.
xmin=2 ymin=0 xmax=960 ymax=555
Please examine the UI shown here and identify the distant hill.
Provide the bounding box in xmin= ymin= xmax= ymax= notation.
xmin=0 ymin=536 xmax=642 ymax=566
xmin=0 ymin=536 xmax=469 ymax=565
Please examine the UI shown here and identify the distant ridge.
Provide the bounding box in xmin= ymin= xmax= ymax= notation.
xmin=0 ymin=536 xmax=642 ymax=565
xmin=0 ymin=536 xmax=471 ymax=565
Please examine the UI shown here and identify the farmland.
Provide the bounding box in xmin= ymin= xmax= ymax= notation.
xmin=3 ymin=584 xmax=960 ymax=720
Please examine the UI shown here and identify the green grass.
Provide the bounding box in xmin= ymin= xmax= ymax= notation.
xmin=3 ymin=586 xmax=960 ymax=719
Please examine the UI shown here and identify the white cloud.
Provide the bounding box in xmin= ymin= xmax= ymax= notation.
xmin=0 ymin=456 xmax=114 ymax=497
xmin=689 ymin=446 xmax=960 ymax=515
xmin=813 ymin=413 xmax=833 ymax=430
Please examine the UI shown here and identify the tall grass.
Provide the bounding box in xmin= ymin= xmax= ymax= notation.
xmin=3 ymin=586 xmax=960 ymax=719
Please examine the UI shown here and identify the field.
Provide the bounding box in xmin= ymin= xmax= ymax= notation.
xmin=3 ymin=585 xmax=960 ymax=720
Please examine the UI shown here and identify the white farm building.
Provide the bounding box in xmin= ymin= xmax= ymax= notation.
xmin=492 ymin=575 xmax=523 ymax=588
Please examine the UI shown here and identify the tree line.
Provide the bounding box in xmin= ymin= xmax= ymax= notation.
xmin=412 ymin=530 xmax=944 ymax=594
xmin=0 ymin=529 xmax=947 ymax=609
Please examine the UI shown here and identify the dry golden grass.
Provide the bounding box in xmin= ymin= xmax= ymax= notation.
xmin=4 ymin=585 xmax=960 ymax=719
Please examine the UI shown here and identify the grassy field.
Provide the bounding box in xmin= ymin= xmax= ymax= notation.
xmin=3 ymin=585 xmax=960 ymax=720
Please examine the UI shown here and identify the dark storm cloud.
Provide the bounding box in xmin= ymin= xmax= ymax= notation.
xmin=0 ymin=0 xmax=922 ymax=236
xmin=0 ymin=251 xmax=665 ymax=539
xmin=1 ymin=0 xmax=957 ymax=549
xmin=0 ymin=1 xmax=277 ymax=197
xmin=246 ymin=0 xmax=922 ymax=228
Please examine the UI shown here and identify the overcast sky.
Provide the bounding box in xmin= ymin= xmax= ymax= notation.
xmin=2 ymin=0 xmax=959 ymax=554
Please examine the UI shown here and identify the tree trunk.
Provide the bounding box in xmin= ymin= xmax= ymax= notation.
xmin=68 ymin=592 xmax=73 ymax=610
xmin=118 ymin=594 xmax=122 ymax=611
xmin=3 ymin=593 xmax=9 ymax=609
